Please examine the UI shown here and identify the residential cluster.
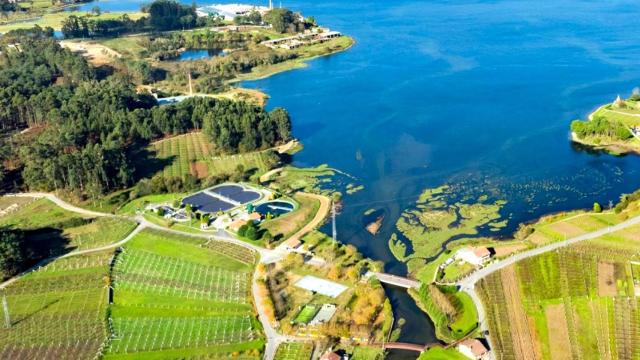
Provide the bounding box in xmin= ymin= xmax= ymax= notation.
xmin=261 ymin=28 xmax=342 ymax=50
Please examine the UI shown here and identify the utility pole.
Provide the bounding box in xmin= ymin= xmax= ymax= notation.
xmin=331 ymin=201 xmax=337 ymax=242
xmin=2 ymin=295 xmax=10 ymax=328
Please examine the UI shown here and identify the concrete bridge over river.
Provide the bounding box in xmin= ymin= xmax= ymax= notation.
xmin=366 ymin=271 xmax=421 ymax=289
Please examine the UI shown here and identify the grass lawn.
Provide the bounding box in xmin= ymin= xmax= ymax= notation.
xmin=0 ymin=198 xmax=90 ymax=229
xmin=418 ymin=347 xmax=468 ymax=360
xmin=274 ymin=342 xmax=313 ymax=360
xmin=106 ymin=228 xmax=263 ymax=358
xmin=232 ymin=36 xmax=354 ymax=82
xmin=98 ymin=36 xmax=148 ymax=59
xmin=0 ymin=11 xmax=145 ymax=33
xmin=350 ymin=346 xmax=386 ymax=360
xmin=450 ymin=291 xmax=478 ymax=336
xmin=0 ymin=197 xmax=137 ymax=251
xmin=292 ymin=304 xmax=319 ymax=324
xmin=261 ymin=193 xmax=318 ymax=243
xmin=117 ymin=193 xmax=187 ymax=215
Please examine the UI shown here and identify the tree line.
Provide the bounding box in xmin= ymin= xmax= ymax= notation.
xmin=0 ymin=36 xmax=291 ymax=198
xmin=571 ymin=115 xmax=632 ymax=142
xmin=60 ymin=0 xmax=212 ymax=38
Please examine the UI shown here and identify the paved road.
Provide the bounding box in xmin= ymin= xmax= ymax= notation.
xmin=2 ymin=192 xmax=323 ymax=359
xmin=457 ymin=213 xmax=640 ymax=357
xmin=6 ymin=192 xmax=114 ymax=218
xmin=0 ymin=223 xmax=146 ymax=290
xmin=369 ymin=272 xmax=421 ymax=289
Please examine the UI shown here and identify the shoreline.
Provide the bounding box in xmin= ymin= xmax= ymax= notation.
xmin=571 ymin=102 xmax=640 ymax=155
xmin=229 ymin=36 xmax=356 ymax=84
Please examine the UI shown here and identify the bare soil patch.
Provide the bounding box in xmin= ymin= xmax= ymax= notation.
xmin=494 ymin=244 xmax=527 ymax=258
xmin=597 ymin=262 xmax=617 ymax=297
xmin=528 ymin=232 xmax=551 ymax=245
xmin=190 ymin=161 xmax=209 ymax=179
xmin=60 ymin=41 xmax=121 ymax=65
xmin=545 ymin=303 xmax=573 ymax=360
xmin=501 ymin=265 xmax=541 ymax=360
xmin=549 ymin=221 xmax=586 ymax=238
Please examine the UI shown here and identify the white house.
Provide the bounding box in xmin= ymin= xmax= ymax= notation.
xmin=457 ymin=338 xmax=490 ymax=360
xmin=456 ymin=247 xmax=491 ymax=266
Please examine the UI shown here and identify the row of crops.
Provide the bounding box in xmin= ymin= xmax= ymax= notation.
xmin=479 ymin=243 xmax=640 ymax=360
xmin=150 ymin=132 xmax=276 ymax=179
xmin=104 ymin=230 xmax=264 ymax=358
xmin=0 ymin=252 xmax=112 ymax=360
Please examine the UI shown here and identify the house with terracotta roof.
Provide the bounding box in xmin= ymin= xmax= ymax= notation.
xmin=457 ymin=338 xmax=490 ymax=360
xmin=456 ymin=247 xmax=491 ymax=266
xmin=320 ymin=352 xmax=342 ymax=360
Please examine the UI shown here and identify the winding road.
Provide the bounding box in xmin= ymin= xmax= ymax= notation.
xmin=1 ymin=192 xmax=331 ymax=360
xmin=456 ymin=212 xmax=640 ymax=356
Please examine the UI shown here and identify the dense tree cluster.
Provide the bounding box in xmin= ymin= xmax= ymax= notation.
xmin=263 ymin=8 xmax=312 ymax=33
xmin=0 ymin=228 xmax=26 ymax=280
xmin=60 ymin=0 xmax=203 ymax=38
xmin=0 ymin=37 xmax=94 ymax=130
xmin=202 ymin=101 xmax=292 ymax=152
xmin=0 ymin=38 xmax=292 ymax=198
xmin=234 ymin=10 xmax=262 ymax=26
xmin=571 ymin=115 xmax=632 ymax=141
xmin=0 ymin=0 xmax=16 ymax=12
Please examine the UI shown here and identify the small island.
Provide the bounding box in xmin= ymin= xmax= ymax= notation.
xmin=570 ymin=93 xmax=640 ymax=155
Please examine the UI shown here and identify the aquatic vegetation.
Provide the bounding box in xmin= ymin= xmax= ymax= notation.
xmin=391 ymin=185 xmax=506 ymax=276
xmin=346 ymin=183 xmax=365 ymax=195
xmin=388 ymin=233 xmax=409 ymax=261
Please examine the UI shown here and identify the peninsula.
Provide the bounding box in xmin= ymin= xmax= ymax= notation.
xmin=570 ymin=93 xmax=640 ymax=155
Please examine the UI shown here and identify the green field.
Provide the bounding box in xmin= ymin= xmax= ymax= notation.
xmin=292 ymin=304 xmax=319 ymax=325
xmin=593 ymin=102 xmax=640 ymax=128
xmin=0 ymin=198 xmax=137 ymax=252
xmin=0 ymin=251 xmax=112 ymax=359
xmin=0 ymin=11 xmax=145 ymax=33
xmin=418 ymin=347 xmax=469 ymax=360
xmin=478 ymin=228 xmax=640 ymax=360
xmin=233 ymin=36 xmax=354 ymax=82
xmin=144 ymin=132 xmax=279 ymax=180
xmin=105 ymin=229 xmax=263 ymax=358
xmin=274 ymin=342 xmax=313 ymax=360
xmin=410 ymin=284 xmax=478 ymax=342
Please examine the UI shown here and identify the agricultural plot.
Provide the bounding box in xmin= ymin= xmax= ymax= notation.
xmin=0 ymin=251 xmax=112 ymax=360
xmin=275 ymin=342 xmax=313 ymax=360
xmin=478 ymin=233 xmax=640 ymax=360
xmin=106 ymin=229 xmax=263 ymax=358
xmin=63 ymin=217 xmax=138 ymax=251
xmin=146 ymin=132 xmax=278 ymax=179
xmin=0 ymin=198 xmax=137 ymax=252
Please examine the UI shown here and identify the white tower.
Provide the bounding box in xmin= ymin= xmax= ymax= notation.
xmin=269 ymin=0 xmax=273 ymax=10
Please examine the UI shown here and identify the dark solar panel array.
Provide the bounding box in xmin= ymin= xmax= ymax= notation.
xmin=211 ymin=185 xmax=260 ymax=203
xmin=182 ymin=193 xmax=234 ymax=213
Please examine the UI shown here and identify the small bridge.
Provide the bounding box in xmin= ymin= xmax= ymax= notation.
xmin=367 ymin=272 xmax=421 ymax=289
xmin=371 ymin=342 xmax=427 ymax=352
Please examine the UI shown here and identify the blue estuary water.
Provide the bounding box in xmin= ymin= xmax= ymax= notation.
xmin=73 ymin=0 xmax=640 ymax=357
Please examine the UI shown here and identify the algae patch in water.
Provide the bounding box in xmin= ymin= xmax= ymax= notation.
xmin=391 ymin=185 xmax=507 ymax=274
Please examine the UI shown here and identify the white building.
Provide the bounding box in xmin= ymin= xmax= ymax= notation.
xmin=456 ymin=247 xmax=491 ymax=266
xmin=457 ymin=339 xmax=490 ymax=360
